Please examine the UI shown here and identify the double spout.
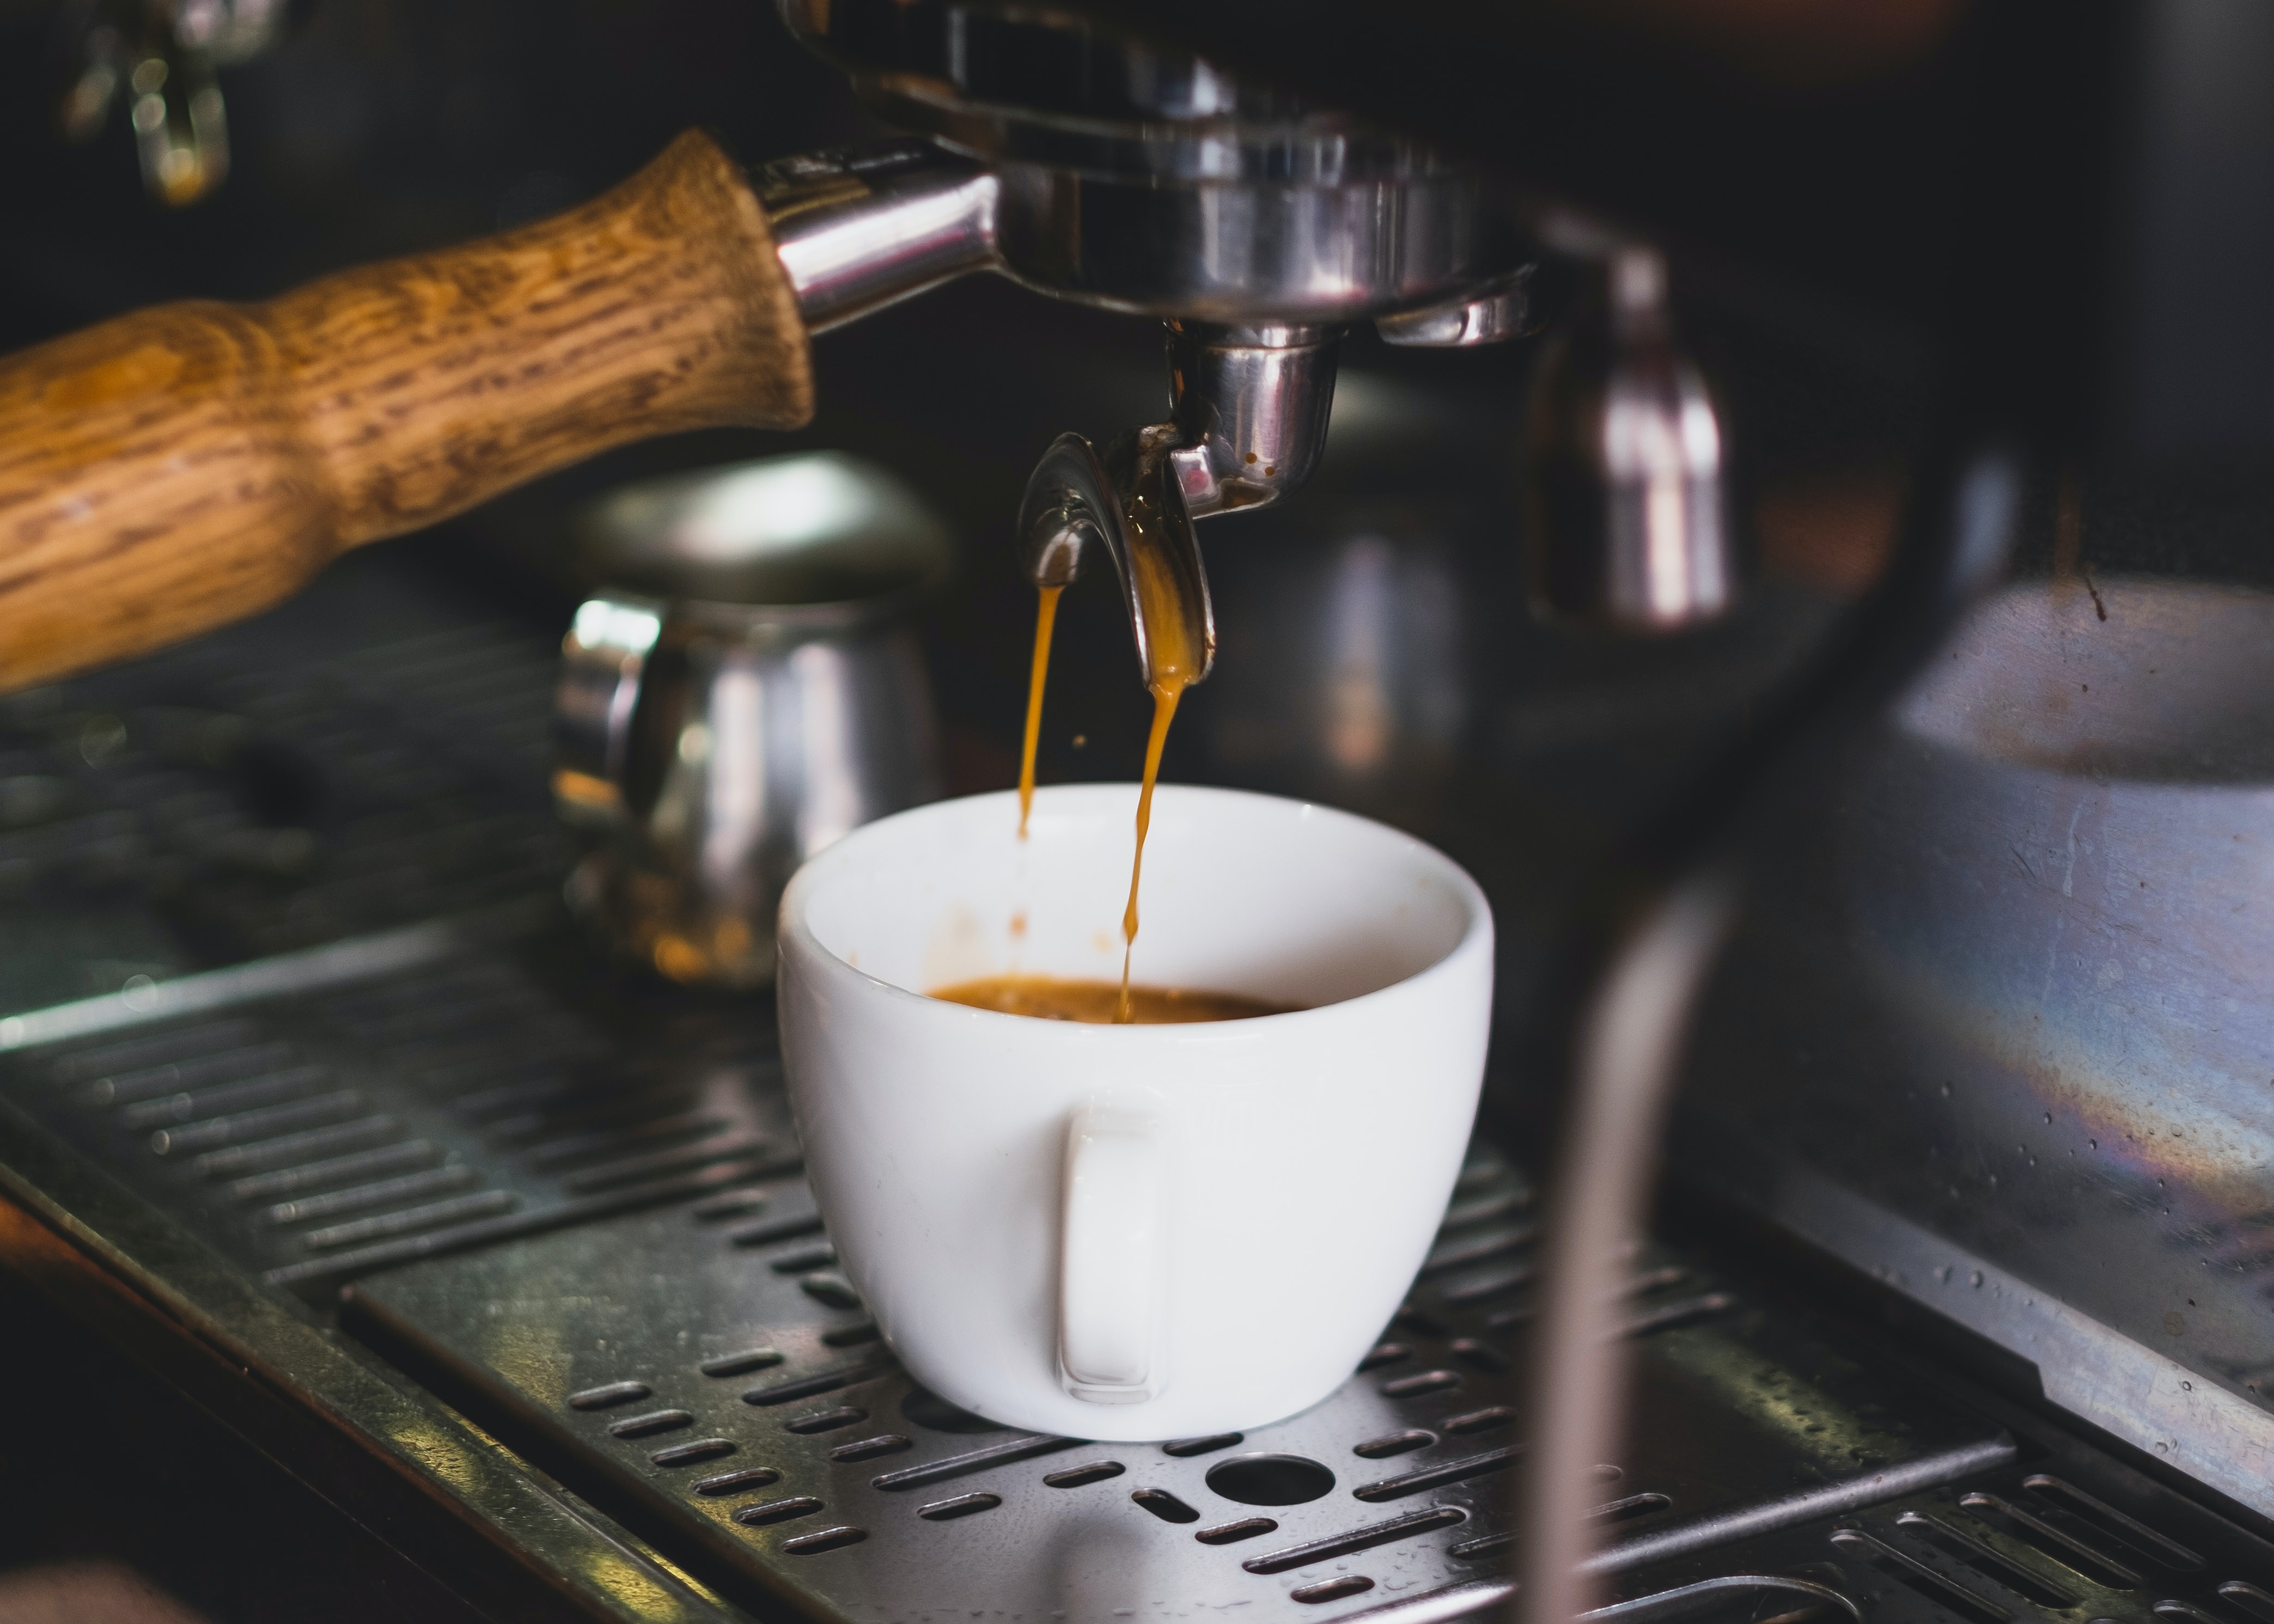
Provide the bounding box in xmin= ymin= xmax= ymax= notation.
xmin=1016 ymin=323 xmax=1342 ymax=687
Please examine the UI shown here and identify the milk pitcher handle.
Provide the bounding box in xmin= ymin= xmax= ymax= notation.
xmin=1058 ymin=1106 xmax=1170 ymax=1405
xmin=553 ymin=591 xmax=667 ymax=829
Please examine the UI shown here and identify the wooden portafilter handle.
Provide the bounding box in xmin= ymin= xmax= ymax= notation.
xmin=0 ymin=130 xmax=813 ymax=693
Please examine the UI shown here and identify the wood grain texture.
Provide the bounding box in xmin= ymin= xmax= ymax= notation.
xmin=0 ymin=128 xmax=814 ymax=691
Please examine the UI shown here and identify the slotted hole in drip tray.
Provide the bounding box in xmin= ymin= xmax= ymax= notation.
xmin=2153 ymin=1605 xmax=2225 ymax=1624
xmin=1196 ymin=1518 xmax=1278 ymax=1546
xmin=692 ymin=1189 xmax=768 ymax=1222
xmin=1243 ymin=1507 xmax=1466 ymax=1574
xmin=2023 ymin=1475 xmax=2206 ymax=1571
xmin=1045 ymin=1462 xmax=1125 ymax=1488
xmin=1357 ymin=1343 xmax=1411 ymax=1373
xmin=651 ymin=1439 xmax=736 ymax=1469
xmin=1354 ymin=1444 xmax=1519 ymax=1503
xmin=783 ymin=1407 xmax=866 ymax=1434
xmin=735 ymin=1497 xmax=824 ymax=1526
xmin=1354 ymin=1431 xmax=1435 ymax=1460
xmin=1451 ymin=1337 xmax=1510 ymax=1373
xmin=1830 ymin=1528 xmax=2010 ymax=1624
xmin=728 ymin=1213 xmax=826 ymax=1249
xmin=1163 ymin=1433 xmax=1243 ymax=1458
xmin=1206 ymin=1455 xmax=1336 ymax=1506
xmin=1382 ymin=1370 xmax=1462 ymax=1399
xmin=1897 ymin=1513 xmax=2077 ymax=1609
xmin=2220 ymin=1584 xmax=2274 ymax=1623
xmin=693 ymin=1467 xmax=780 ymax=1497
xmin=783 ymin=1525 xmax=868 ymax=1555
xmin=568 ymin=1381 xmax=651 ymax=1411
xmin=769 ymin=1243 xmax=839 ymax=1275
xmin=822 ymin=1322 xmax=881 ymax=1348
xmin=608 ymin=1410 xmax=694 ymax=1439
xmin=801 ymin=1273 xmax=862 ymax=1309
xmin=918 ymin=1492 xmax=1001 ymax=1521
xmin=1960 ymin=1493 xmax=2142 ymax=1589
xmin=1291 ymin=1577 xmax=1376 ymax=1605
xmin=1442 ymin=1406 xmax=1515 ymax=1435
xmin=829 ymin=1435 xmax=911 ymax=1463
xmin=1595 ymin=1493 xmax=1672 ymax=1524
xmin=1133 ymin=1489 xmax=1201 ymax=1524
xmin=701 ymin=1348 xmax=784 ymax=1378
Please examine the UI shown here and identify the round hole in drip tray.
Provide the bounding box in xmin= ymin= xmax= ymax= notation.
xmin=900 ymin=1386 xmax=1007 ymax=1434
xmin=1206 ymin=1454 xmax=1336 ymax=1506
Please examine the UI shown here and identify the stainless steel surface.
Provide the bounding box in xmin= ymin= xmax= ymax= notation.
xmin=757 ymin=143 xmax=1004 ymax=334
xmin=339 ymin=1130 xmax=2028 ymax=1624
xmin=776 ymin=0 xmax=1530 ymax=325
xmin=0 ymin=920 xmax=798 ymax=1297
xmin=1165 ymin=323 xmax=1341 ymax=519
xmin=1526 ymin=249 xmax=1733 ymax=631
xmin=554 ymin=455 xmax=949 ymax=987
xmin=1678 ymin=574 xmax=2274 ymax=1516
xmin=1019 ymin=429 xmax=1217 ymax=685
xmin=1376 ymin=271 xmax=1540 ymax=349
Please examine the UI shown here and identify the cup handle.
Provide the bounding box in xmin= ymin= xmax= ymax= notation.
xmin=1058 ymin=1106 xmax=1170 ymax=1405
xmin=553 ymin=591 xmax=667 ymax=829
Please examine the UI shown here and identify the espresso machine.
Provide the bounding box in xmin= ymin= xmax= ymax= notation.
xmin=1 ymin=2 xmax=2272 ymax=1621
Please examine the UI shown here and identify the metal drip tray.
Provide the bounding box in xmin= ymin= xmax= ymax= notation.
xmin=330 ymin=1121 xmax=2007 ymax=1623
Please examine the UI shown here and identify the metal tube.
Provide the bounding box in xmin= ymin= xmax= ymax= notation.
xmin=757 ymin=141 xmax=1003 ymax=334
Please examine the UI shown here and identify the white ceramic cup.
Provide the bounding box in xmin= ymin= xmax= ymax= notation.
xmin=776 ymin=782 xmax=1493 ymax=1441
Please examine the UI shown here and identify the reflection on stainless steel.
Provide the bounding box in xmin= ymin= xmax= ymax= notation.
xmin=1520 ymin=442 xmax=2027 ymax=1624
xmin=779 ymin=0 xmax=1530 ymax=325
xmin=553 ymin=455 xmax=949 ymax=986
xmin=757 ymin=143 xmax=1003 ymax=334
xmin=1203 ymin=524 xmax=1468 ymax=831
xmin=1376 ymin=270 xmax=1540 ymax=348
xmin=1680 ymin=576 xmax=2274 ymax=1513
xmin=1165 ymin=325 xmax=1340 ymax=518
xmin=1527 ymin=249 xmax=1733 ymax=631
xmin=1018 ymin=430 xmax=1216 ymax=686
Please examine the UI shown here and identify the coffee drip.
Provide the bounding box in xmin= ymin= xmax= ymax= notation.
xmin=1016 ymin=583 xmax=1062 ymax=839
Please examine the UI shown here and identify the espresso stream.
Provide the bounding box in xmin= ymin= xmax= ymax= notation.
xmin=986 ymin=460 xmax=1206 ymax=1024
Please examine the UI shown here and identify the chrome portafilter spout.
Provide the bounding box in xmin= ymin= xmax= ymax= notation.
xmin=1018 ymin=427 xmax=1216 ymax=687
xmin=1017 ymin=321 xmax=1339 ymax=679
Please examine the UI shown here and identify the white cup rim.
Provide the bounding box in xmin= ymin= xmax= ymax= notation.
xmin=777 ymin=781 xmax=1493 ymax=1034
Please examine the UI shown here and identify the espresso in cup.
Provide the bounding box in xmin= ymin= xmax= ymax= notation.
xmin=932 ymin=973 xmax=1302 ymax=1024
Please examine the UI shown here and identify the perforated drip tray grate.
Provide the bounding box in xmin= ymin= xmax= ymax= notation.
xmin=327 ymin=1085 xmax=2258 ymax=1624
xmin=0 ymin=929 xmax=798 ymax=1301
